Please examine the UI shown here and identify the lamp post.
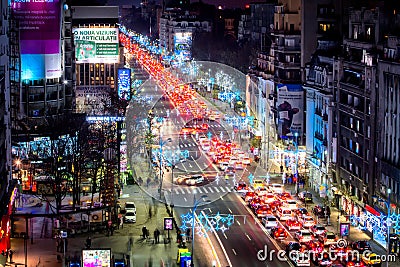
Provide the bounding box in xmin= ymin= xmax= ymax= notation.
xmin=373 ymin=189 xmax=392 ymax=267
xmin=191 ymin=194 xmax=210 ymax=267
xmin=157 ymin=130 xmax=172 ymax=198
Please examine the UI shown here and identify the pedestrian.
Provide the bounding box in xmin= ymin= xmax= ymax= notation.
xmin=177 ymin=229 xmax=182 ymax=243
xmin=287 ymin=174 xmax=292 ymax=185
xmin=186 ymin=228 xmax=191 ymax=242
xmin=142 ymin=226 xmax=148 ymax=239
xmin=120 ymin=216 xmax=124 ymax=229
xmin=280 ymin=165 xmax=284 ymax=173
xmin=8 ymin=250 xmax=13 ymax=263
xmin=154 ymin=228 xmax=160 ymax=244
xmin=282 ymin=173 xmax=286 ymax=184
xmin=86 ymin=236 xmax=92 ymax=249
xmin=146 ymin=177 xmax=151 ymax=187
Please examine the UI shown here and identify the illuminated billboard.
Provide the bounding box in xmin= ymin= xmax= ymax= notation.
xmin=118 ymin=68 xmax=131 ymax=100
xmin=277 ymin=84 xmax=304 ymax=138
xmin=12 ymin=0 xmax=62 ymax=80
xmin=74 ymin=28 xmax=119 ymax=63
xmin=82 ymin=249 xmax=111 ymax=267
xmin=174 ymin=32 xmax=192 ymax=61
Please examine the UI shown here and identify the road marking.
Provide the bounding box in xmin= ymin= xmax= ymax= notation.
xmin=174 ymin=189 xmax=179 ymax=195
xmin=236 ymin=220 xmax=241 ymax=226
xmin=232 ymin=249 xmax=237 ymax=256
xmin=202 ymin=187 xmax=208 ymax=193
xmin=228 ymin=208 xmax=233 ymax=214
xmin=223 ymin=233 xmax=228 ymax=239
xmin=219 ymin=187 xmax=225 ymax=192
xmin=186 ymin=188 xmax=191 ymax=194
xmin=180 ymin=188 xmax=185 ymax=194
xmin=208 ymin=208 xmax=212 ymax=213
xmin=208 ymin=187 xmax=214 ymax=193
xmin=225 ymin=186 xmax=232 ymax=192
xmin=196 ymin=187 xmax=202 ymax=194
xmin=214 ymin=187 xmax=220 ymax=193
xmin=245 ymin=233 xmax=251 ymax=241
xmin=184 ymin=197 xmax=187 ymax=202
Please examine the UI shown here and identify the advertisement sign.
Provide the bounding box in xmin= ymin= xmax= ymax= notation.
xmin=174 ymin=32 xmax=192 ymax=61
xmin=74 ymin=28 xmax=119 ymax=63
xmin=75 ymin=86 xmax=111 ymax=115
xmin=118 ymin=68 xmax=131 ymax=100
xmin=82 ymin=249 xmax=111 ymax=267
xmin=164 ymin=217 xmax=173 ymax=230
xmin=12 ymin=0 xmax=62 ymax=79
xmin=277 ymin=84 xmax=304 ymax=138
xmin=340 ymin=223 xmax=350 ymax=237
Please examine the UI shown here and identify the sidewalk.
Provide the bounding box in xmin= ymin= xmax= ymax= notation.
xmin=10 ymin=184 xmax=221 ymax=267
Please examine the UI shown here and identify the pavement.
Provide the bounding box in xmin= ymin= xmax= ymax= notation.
xmin=9 ymin=184 xmax=220 ymax=267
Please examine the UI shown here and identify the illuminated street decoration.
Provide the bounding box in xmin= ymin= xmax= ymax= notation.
xmin=180 ymin=212 xmax=234 ymax=238
xmin=350 ymin=212 xmax=400 ymax=238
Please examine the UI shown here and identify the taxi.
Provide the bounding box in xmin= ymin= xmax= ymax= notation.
xmin=361 ymin=253 xmax=381 ymax=266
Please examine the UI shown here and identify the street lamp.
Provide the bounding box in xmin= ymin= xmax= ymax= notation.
xmin=191 ymin=194 xmax=210 ymax=267
xmin=372 ymin=188 xmax=392 ymax=267
xmin=158 ymin=131 xmax=172 ymax=198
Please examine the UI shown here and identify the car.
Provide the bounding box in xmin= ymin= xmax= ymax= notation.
xmin=219 ymin=162 xmax=229 ymax=171
xmin=242 ymin=157 xmax=251 ymax=165
xmin=277 ymin=192 xmax=292 ymax=201
xmin=317 ymin=252 xmax=333 ymax=267
xmin=284 ymin=200 xmax=299 ymax=210
xmin=198 ymin=135 xmax=207 ymax=142
xmin=269 ymin=200 xmax=283 ymax=211
xmin=271 ymin=227 xmax=288 ymax=240
xmin=255 ymin=187 xmax=269 ymax=196
xmin=286 ymin=218 xmax=302 ymax=230
xmin=345 ymin=256 xmax=366 ymax=267
xmin=310 ymin=224 xmax=327 ymax=236
xmin=255 ymin=205 xmax=273 ymax=218
xmin=249 ymin=197 xmax=265 ymax=211
xmin=293 ymin=208 xmax=309 ymax=219
xmin=295 ymin=230 xmax=313 ymax=243
xmin=234 ymin=162 xmax=244 ymax=170
xmin=269 ymin=183 xmax=284 ymax=194
xmin=262 ymin=215 xmax=278 ymax=229
xmin=125 ymin=202 xmax=136 ymax=213
xmin=299 ymin=216 xmax=316 ymax=228
xmin=361 ymin=253 xmax=381 ymax=266
xmin=319 ymin=232 xmax=337 ymax=245
xmin=298 ymin=191 xmax=313 ymax=203
xmin=229 ymin=157 xmax=239 ymax=166
xmin=124 ymin=210 xmax=137 ymax=223
xmin=252 ymin=179 xmax=265 ymax=190
xmin=285 ymin=242 xmax=310 ymax=267
xmin=185 ymin=175 xmax=205 ymax=186
xmin=351 ymin=241 xmax=371 ymax=252
xmin=234 ymin=181 xmax=248 ymax=192
xmin=174 ymin=175 xmax=191 ymax=185
xmin=304 ymin=240 xmax=324 ymax=255
xmin=277 ymin=207 xmax=294 ymax=221
xmin=242 ymin=191 xmax=256 ymax=202
xmin=224 ymin=166 xmax=236 ymax=176
xmin=263 ymin=193 xmax=276 ymax=204
xmin=201 ymin=142 xmax=211 ymax=151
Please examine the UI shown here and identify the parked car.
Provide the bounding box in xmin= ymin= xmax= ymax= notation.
xmin=125 ymin=201 xmax=136 ymax=213
xmin=124 ymin=210 xmax=137 ymax=223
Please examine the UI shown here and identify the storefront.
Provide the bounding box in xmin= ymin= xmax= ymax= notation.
xmin=0 ymin=187 xmax=17 ymax=257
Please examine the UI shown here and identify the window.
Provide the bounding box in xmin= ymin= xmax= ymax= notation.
xmin=355 ymin=142 xmax=359 ymax=154
xmin=349 ymin=139 xmax=353 ymax=150
xmin=356 ymin=120 xmax=360 ymax=131
xmin=350 ymin=117 xmax=353 ymax=129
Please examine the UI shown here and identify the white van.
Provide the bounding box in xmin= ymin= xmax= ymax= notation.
xmin=276 ymin=207 xmax=293 ymax=221
xmin=125 ymin=210 xmax=137 ymax=223
xmin=125 ymin=201 xmax=136 ymax=213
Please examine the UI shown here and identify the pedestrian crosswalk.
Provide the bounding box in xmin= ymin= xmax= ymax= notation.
xmin=172 ymin=185 xmax=232 ymax=195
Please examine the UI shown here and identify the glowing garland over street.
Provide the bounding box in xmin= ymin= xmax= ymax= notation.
xmin=180 ymin=212 xmax=235 ymax=238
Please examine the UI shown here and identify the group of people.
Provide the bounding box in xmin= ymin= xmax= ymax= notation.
xmin=141 ymin=226 xmax=161 ymax=243
xmin=281 ymin=171 xmax=305 ymax=187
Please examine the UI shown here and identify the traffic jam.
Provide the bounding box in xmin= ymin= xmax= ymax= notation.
xmin=120 ymin=31 xmax=253 ymax=188
xmin=120 ymin=30 xmax=383 ymax=267
xmin=235 ymin=180 xmax=382 ymax=267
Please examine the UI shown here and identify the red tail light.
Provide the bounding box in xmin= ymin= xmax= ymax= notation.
xmin=275 ymin=232 xmax=279 ymax=237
